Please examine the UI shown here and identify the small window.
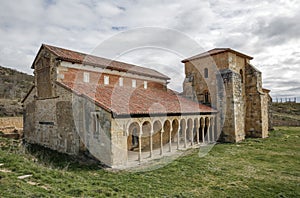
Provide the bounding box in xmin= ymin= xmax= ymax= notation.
xmin=144 ymin=81 xmax=147 ymax=89
xmin=119 ymin=77 xmax=123 ymax=86
xmin=104 ymin=76 xmax=109 ymax=85
xmin=132 ymin=79 xmax=136 ymax=88
xmin=204 ymin=68 xmax=208 ymax=78
xmin=92 ymin=113 xmax=99 ymax=138
xmin=83 ymin=72 xmax=89 ymax=83
xmin=240 ymin=69 xmax=244 ymax=83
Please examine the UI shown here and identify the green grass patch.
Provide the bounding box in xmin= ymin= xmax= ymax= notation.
xmin=0 ymin=127 xmax=300 ymax=197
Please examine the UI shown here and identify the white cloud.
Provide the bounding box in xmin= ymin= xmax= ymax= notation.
xmin=0 ymin=0 xmax=299 ymax=100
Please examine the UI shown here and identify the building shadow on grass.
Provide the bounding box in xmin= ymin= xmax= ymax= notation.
xmin=23 ymin=142 xmax=105 ymax=171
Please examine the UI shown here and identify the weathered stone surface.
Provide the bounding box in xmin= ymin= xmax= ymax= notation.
xmin=183 ymin=50 xmax=270 ymax=142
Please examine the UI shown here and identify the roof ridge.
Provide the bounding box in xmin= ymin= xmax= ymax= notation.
xmin=40 ymin=43 xmax=170 ymax=80
xmin=182 ymin=48 xmax=253 ymax=63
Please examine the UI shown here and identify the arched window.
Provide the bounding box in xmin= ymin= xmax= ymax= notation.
xmin=239 ymin=69 xmax=243 ymax=83
xmin=204 ymin=68 xmax=208 ymax=78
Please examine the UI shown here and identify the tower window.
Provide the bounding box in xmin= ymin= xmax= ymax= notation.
xmin=204 ymin=68 xmax=208 ymax=78
xmin=104 ymin=76 xmax=109 ymax=85
xmin=240 ymin=69 xmax=244 ymax=83
xmin=83 ymin=72 xmax=90 ymax=83
xmin=132 ymin=79 xmax=136 ymax=88
xmin=119 ymin=77 xmax=123 ymax=86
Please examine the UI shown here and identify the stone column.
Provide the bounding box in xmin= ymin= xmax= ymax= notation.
xmin=211 ymin=118 xmax=215 ymax=142
xmin=169 ymin=125 xmax=173 ymax=152
xmin=190 ymin=120 xmax=194 ymax=146
xmin=150 ymin=128 xmax=153 ymax=158
xmin=201 ymin=118 xmax=205 ymax=144
xmin=138 ymin=125 xmax=142 ymax=163
xmin=196 ymin=119 xmax=199 ymax=144
xmin=177 ymin=126 xmax=180 ymax=150
xmin=183 ymin=124 xmax=187 ymax=148
xmin=207 ymin=120 xmax=211 ymax=144
xmin=160 ymin=128 xmax=164 ymax=155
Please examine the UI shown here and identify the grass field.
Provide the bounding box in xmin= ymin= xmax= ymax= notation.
xmin=0 ymin=127 xmax=299 ymax=197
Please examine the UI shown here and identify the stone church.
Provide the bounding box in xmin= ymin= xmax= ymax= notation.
xmin=22 ymin=44 xmax=270 ymax=168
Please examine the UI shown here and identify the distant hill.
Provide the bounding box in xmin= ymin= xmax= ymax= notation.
xmin=272 ymin=102 xmax=300 ymax=126
xmin=0 ymin=66 xmax=34 ymax=117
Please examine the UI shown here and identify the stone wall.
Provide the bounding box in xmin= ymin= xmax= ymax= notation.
xmin=182 ymin=51 xmax=269 ymax=142
xmin=244 ymin=64 xmax=269 ymax=138
xmin=183 ymin=52 xmax=247 ymax=142
xmin=261 ymin=94 xmax=269 ymax=137
xmin=183 ymin=57 xmax=218 ymax=107
xmin=24 ymin=85 xmax=81 ymax=154
xmin=24 ymin=81 xmax=114 ymax=165
xmin=82 ymin=99 xmax=112 ymax=166
xmin=218 ymin=69 xmax=245 ymax=142
xmin=231 ymin=71 xmax=245 ymax=142
xmin=0 ymin=117 xmax=23 ymax=133
xmin=34 ymin=47 xmax=59 ymax=99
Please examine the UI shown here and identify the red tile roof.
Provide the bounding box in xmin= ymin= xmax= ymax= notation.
xmin=182 ymin=48 xmax=253 ymax=63
xmin=32 ymin=44 xmax=170 ymax=80
xmin=57 ymin=81 xmax=216 ymax=117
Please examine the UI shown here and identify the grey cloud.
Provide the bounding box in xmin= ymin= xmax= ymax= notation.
xmin=271 ymin=86 xmax=300 ymax=98
xmin=253 ymin=13 xmax=300 ymax=46
xmin=264 ymin=79 xmax=300 ymax=87
xmin=282 ymin=57 xmax=300 ymax=65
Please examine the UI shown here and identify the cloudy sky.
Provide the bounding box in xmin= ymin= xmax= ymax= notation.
xmin=0 ymin=0 xmax=299 ymax=101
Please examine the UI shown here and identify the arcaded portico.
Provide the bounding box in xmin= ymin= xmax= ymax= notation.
xmin=112 ymin=114 xmax=216 ymax=166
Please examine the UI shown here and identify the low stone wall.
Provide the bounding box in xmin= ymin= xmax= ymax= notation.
xmin=272 ymin=115 xmax=300 ymax=127
xmin=0 ymin=117 xmax=23 ymax=133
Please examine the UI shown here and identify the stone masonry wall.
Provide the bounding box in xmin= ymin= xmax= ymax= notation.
xmin=183 ymin=52 xmax=248 ymax=142
xmin=34 ymin=47 xmax=59 ymax=99
xmin=83 ymin=100 xmax=112 ymax=166
xmin=261 ymin=92 xmax=269 ymax=138
xmin=0 ymin=117 xmax=23 ymax=133
xmin=245 ymin=64 xmax=266 ymax=138
xmin=24 ymin=85 xmax=81 ymax=154
xmin=231 ymin=71 xmax=245 ymax=142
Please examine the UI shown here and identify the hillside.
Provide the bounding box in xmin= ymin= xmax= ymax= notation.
xmin=0 ymin=66 xmax=34 ymax=117
xmin=271 ymin=102 xmax=300 ymax=126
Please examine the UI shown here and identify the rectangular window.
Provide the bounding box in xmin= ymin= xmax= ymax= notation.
xmin=39 ymin=121 xmax=54 ymax=125
xmin=144 ymin=81 xmax=147 ymax=89
xmin=119 ymin=77 xmax=123 ymax=86
xmin=132 ymin=79 xmax=136 ymax=88
xmin=104 ymin=76 xmax=109 ymax=85
xmin=83 ymin=72 xmax=90 ymax=83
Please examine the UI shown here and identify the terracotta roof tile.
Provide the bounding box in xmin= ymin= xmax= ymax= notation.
xmin=57 ymin=81 xmax=216 ymax=117
xmin=40 ymin=44 xmax=170 ymax=80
